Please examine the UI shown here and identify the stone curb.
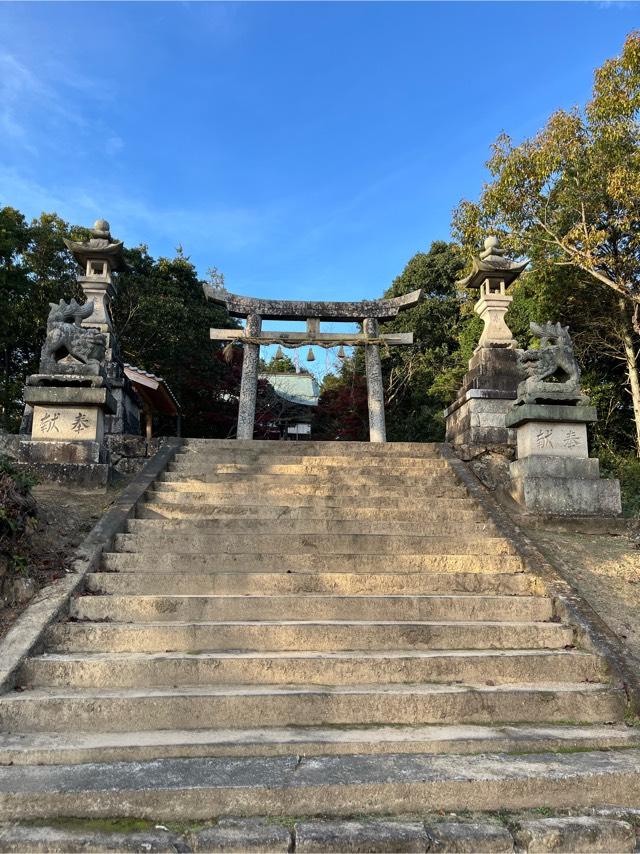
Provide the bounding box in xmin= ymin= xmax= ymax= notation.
xmin=439 ymin=443 xmax=640 ymax=717
xmin=0 ymin=439 xmax=182 ymax=693
xmin=0 ymin=815 xmax=635 ymax=853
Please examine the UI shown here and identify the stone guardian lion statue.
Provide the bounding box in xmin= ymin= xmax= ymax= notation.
xmin=515 ymin=321 xmax=590 ymax=406
xmin=39 ymin=299 xmax=107 ymax=376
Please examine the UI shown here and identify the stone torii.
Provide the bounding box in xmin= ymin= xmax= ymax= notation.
xmin=203 ymin=285 xmax=423 ymax=442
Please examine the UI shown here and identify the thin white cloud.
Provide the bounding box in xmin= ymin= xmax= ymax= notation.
xmin=0 ymin=167 xmax=283 ymax=260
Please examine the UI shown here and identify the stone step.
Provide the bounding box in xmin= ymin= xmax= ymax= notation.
xmin=147 ymin=490 xmax=477 ymax=509
xmin=145 ymin=489 xmax=486 ymax=520
xmin=20 ymin=649 xmax=605 ymax=690
xmin=0 ymin=749 xmax=640 ymax=821
xmin=70 ymin=594 xmax=553 ymax=624
xmin=126 ymin=517 xmax=498 ymax=536
xmin=112 ymin=532 xmax=516 ymax=556
xmin=46 ymin=620 xmax=574 ymax=653
xmin=101 ymin=551 xmax=526 ymax=573
xmin=2 ymin=747 xmax=639 ymax=819
xmin=87 ymin=570 xmax=540 ymax=597
xmin=180 ymin=439 xmax=441 ymax=455
xmin=2 ymin=723 xmax=636 ymax=767
xmin=159 ymin=471 xmax=459 ymax=487
xmin=0 ymin=683 xmax=623 ymax=733
xmin=169 ymin=458 xmax=450 ymax=473
xmin=137 ymin=502 xmax=487 ymax=521
xmin=151 ymin=480 xmax=468 ymax=498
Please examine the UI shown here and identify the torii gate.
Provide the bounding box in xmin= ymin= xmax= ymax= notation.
xmin=203 ymin=285 xmax=423 ymax=442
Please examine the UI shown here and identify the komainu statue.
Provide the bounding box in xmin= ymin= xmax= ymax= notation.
xmin=39 ymin=299 xmax=107 ymax=376
xmin=515 ymin=321 xmax=590 ymax=406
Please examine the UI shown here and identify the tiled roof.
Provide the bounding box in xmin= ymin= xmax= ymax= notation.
xmin=259 ymin=373 xmax=320 ymax=407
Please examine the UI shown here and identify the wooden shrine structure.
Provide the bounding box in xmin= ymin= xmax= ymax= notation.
xmin=203 ymin=284 xmax=423 ymax=442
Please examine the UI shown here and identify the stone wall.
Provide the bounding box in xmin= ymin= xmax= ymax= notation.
xmin=1 ymin=431 xmax=173 ymax=477
xmin=104 ymin=434 xmax=174 ymax=475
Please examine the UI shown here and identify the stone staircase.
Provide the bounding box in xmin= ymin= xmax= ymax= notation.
xmin=1 ymin=439 xmax=639 ymax=820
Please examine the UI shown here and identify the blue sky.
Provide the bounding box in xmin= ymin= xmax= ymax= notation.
xmin=1 ymin=2 xmax=637 ymax=311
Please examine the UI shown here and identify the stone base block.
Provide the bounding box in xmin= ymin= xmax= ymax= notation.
xmin=18 ymin=439 xmax=107 ymax=466
xmin=11 ymin=461 xmax=110 ymax=489
xmin=511 ymin=455 xmax=601 ymax=480
xmin=445 ymin=393 xmax=516 ymax=446
xmin=509 ymin=470 xmax=622 ymax=517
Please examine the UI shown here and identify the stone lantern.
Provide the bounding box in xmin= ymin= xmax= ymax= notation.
xmin=444 ymin=237 xmax=527 ymax=447
xmin=64 ymin=220 xmax=128 ymax=345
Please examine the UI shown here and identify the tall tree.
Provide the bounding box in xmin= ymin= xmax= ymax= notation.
xmin=112 ymin=248 xmax=239 ymax=437
xmin=453 ymin=31 xmax=640 ymax=450
xmin=380 ymin=241 xmax=467 ymax=441
xmin=0 ymin=210 xmax=87 ymax=431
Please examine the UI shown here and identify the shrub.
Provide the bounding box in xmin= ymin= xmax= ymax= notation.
xmin=0 ymin=457 xmax=37 ymax=575
xmin=598 ymin=450 xmax=640 ymax=518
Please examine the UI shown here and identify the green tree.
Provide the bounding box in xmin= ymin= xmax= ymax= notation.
xmin=260 ymin=352 xmax=296 ymax=373
xmin=312 ymin=357 xmax=368 ymax=441
xmin=453 ymin=31 xmax=640 ymax=450
xmin=112 ymin=248 xmax=239 ymax=437
xmin=0 ymin=207 xmax=239 ymax=437
xmin=0 ymin=209 xmax=88 ymax=431
xmin=380 ymin=241 xmax=467 ymax=441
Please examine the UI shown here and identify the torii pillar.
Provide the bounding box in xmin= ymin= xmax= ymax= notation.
xmin=237 ymin=313 xmax=262 ymax=440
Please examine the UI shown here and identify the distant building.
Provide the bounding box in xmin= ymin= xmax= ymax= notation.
xmin=258 ymin=372 xmax=320 ymax=439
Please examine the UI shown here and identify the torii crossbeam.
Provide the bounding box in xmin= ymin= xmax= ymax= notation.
xmin=204 ymin=284 xmax=423 ymax=442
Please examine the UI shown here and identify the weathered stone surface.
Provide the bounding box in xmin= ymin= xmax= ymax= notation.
xmin=295 ymin=819 xmax=428 ymax=852
xmin=505 ymin=404 xmax=598 ymax=429
xmin=426 ymin=820 xmax=513 ymax=852
xmin=24 ymin=385 xmax=114 ymax=408
xmin=0 ymin=824 xmax=179 ymax=853
xmin=514 ymin=816 xmax=635 ymax=853
xmin=445 ymin=395 xmax=517 ymax=447
xmin=514 ymin=421 xmax=588 ymax=460
xmin=364 ymin=319 xmax=386 ymax=443
xmin=515 ymin=322 xmax=589 ymax=406
xmin=194 ymin=818 xmax=290 ymax=852
xmin=474 ymin=278 xmax=517 ymax=349
xmin=18 ymin=439 xmax=105 ymax=465
xmin=504 ymin=402 xmax=621 ymax=515
xmin=510 ymin=455 xmax=600 ymax=480
xmin=31 ymin=405 xmax=103 ymax=443
xmin=457 ymin=236 xmax=528 ymax=292
xmin=203 ymin=283 xmax=423 ymax=321
xmin=510 ymin=472 xmax=622 ymax=517
xmin=39 ymin=298 xmax=107 ymax=377
xmin=237 ymin=313 xmax=261 ymax=440
xmin=444 ymin=338 xmax=521 ymax=447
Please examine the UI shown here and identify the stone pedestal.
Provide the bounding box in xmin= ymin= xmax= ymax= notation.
xmin=17 ymin=377 xmax=116 ymax=487
xmin=504 ymin=404 xmax=622 ymax=516
xmin=445 ymin=348 xmax=521 ymax=446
